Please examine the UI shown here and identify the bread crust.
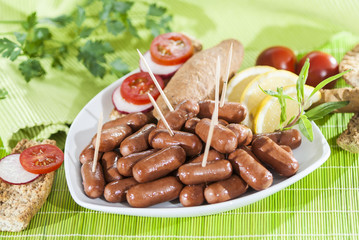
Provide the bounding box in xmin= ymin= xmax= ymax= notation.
xmin=339 ymin=43 xmax=359 ymax=87
xmin=337 ymin=113 xmax=359 ymax=153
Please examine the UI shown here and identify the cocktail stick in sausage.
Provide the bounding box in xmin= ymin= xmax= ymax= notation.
xmin=252 ymin=136 xmax=299 ymax=177
xmin=104 ymin=177 xmax=138 ymax=203
xmin=103 ymin=112 xmax=151 ymax=131
xmin=92 ymin=125 xmax=132 ymax=152
xmin=226 ymin=123 xmax=253 ymax=146
xmin=178 ymin=160 xmax=233 ymax=185
xmin=101 ymin=151 xmax=123 ymax=183
xmin=228 ymin=147 xmax=273 ymax=190
xmin=253 ymin=129 xmax=301 ymax=149
xmin=189 ymin=149 xmax=224 ymax=164
xmin=132 ymin=146 xmax=186 ymax=183
xmin=198 ymin=100 xmax=247 ymax=123
xmin=120 ymin=123 xmax=156 ymax=156
xmin=179 ymin=184 xmax=205 ymax=207
xmin=117 ymin=149 xmax=158 ymax=177
xmin=149 ymin=129 xmax=203 ymax=156
xmin=204 ymin=174 xmax=248 ymax=204
xmin=195 ymin=118 xmax=238 ymax=153
xmin=157 ymin=100 xmax=200 ymax=131
xmin=79 ymin=144 xmax=102 ymax=164
xmin=81 ymin=161 xmax=105 ymax=198
xmin=127 ymin=176 xmax=183 ymax=208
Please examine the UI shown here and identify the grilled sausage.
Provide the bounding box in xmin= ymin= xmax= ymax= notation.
xmin=120 ymin=123 xmax=156 ymax=156
xmin=280 ymin=145 xmax=293 ymax=155
xmin=179 ymin=184 xmax=205 ymax=207
xmin=101 ymin=151 xmax=123 ymax=183
xmin=92 ymin=125 xmax=132 ymax=152
xmin=132 ymin=146 xmax=186 ymax=183
xmin=178 ymin=160 xmax=233 ymax=185
xmin=79 ymin=144 xmax=102 ymax=164
xmin=81 ymin=161 xmax=105 ymax=198
xmin=189 ymin=149 xmax=224 ymax=164
xmin=226 ymin=123 xmax=253 ymax=146
xmin=204 ymin=175 xmax=248 ymax=204
xmin=117 ymin=149 xmax=158 ymax=177
xmin=228 ymin=147 xmax=273 ymax=190
xmin=195 ymin=118 xmax=238 ymax=153
xmin=252 ymin=136 xmax=299 ymax=177
xmin=149 ymin=129 xmax=203 ymax=156
xmin=104 ymin=177 xmax=138 ymax=203
xmin=158 ymin=100 xmax=200 ymax=131
xmin=253 ymin=129 xmax=302 ymax=149
xmin=127 ymin=176 xmax=183 ymax=207
xmin=184 ymin=117 xmax=200 ymax=133
xmin=103 ymin=112 xmax=151 ymax=131
xmin=198 ymin=100 xmax=247 ymax=123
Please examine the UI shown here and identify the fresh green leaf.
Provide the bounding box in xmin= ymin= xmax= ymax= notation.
xmin=100 ymin=1 xmax=113 ymax=20
xmin=19 ymin=59 xmax=46 ymax=82
xmin=79 ymin=27 xmax=94 ymax=38
xmin=145 ymin=18 xmax=160 ymax=36
xmin=296 ymin=58 xmax=309 ymax=104
xmin=159 ymin=15 xmax=172 ymax=32
xmin=0 ymin=88 xmax=8 ymax=99
xmin=277 ymin=87 xmax=287 ymax=128
xmin=22 ymin=12 xmax=37 ymax=30
xmin=0 ymin=38 xmax=21 ymax=61
xmin=48 ymin=15 xmax=72 ymax=27
xmin=259 ymin=85 xmax=295 ymax=101
xmin=147 ymin=3 xmax=166 ymax=16
xmin=75 ymin=6 xmax=86 ymax=27
xmin=0 ymin=136 xmax=8 ymax=159
xmin=110 ymin=58 xmax=129 ymax=77
xmin=34 ymin=28 xmax=52 ymax=41
xmin=14 ymin=32 xmax=27 ymax=45
xmin=23 ymin=40 xmax=43 ymax=57
xmin=305 ymin=101 xmax=349 ymax=121
xmin=51 ymin=57 xmax=64 ymax=70
xmin=298 ymin=115 xmax=313 ymax=141
xmin=113 ymin=1 xmax=133 ymax=14
xmin=106 ymin=20 xmax=125 ymax=35
xmin=126 ymin=19 xmax=139 ymax=38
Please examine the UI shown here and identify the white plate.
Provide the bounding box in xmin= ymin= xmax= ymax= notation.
xmin=64 ymin=70 xmax=331 ymax=217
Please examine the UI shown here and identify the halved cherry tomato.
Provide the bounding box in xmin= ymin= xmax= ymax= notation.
xmin=19 ymin=144 xmax=64 ymax=174
xmin=120 ymin=72 xmax=164 ymax=105
xmin=256 ymin=46 xmax=296 ymax=73
xmin=150 ymin=32 xmax=194 ymax=66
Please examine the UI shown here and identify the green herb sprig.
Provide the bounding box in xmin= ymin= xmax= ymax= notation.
xmin=0 ymin=1 xmax=172 ymax=82
xmin=261 ymin=58 xmax=350 ymax=141
xmin=0 ymin=88 xmax=8 ymax=99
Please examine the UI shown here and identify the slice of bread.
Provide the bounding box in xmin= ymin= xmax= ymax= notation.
xmin=0 ymin=139 xmax=56 ymax=232
xmin=337 ymin=113 xmax=359 ymax=153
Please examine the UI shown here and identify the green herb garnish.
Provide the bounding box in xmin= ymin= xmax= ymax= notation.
xmin=0 ymin=88 xmax=8 ymax=99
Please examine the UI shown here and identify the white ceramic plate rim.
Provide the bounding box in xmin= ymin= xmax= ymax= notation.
xmin=64 ymin=70 xmax=330 ymax=218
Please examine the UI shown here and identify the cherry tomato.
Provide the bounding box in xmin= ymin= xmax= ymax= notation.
xmin=150 ymin=32 xmax=194 ymax=66
xmin=296 ymin=51 xmax=339 ymax=89
xmin=19 ymin=144 xmax=64 ymax=174
xmin=256 ymin=46 xmax=296 ymax=72
xmin=120 ymin=72 xmax=164 ymax=105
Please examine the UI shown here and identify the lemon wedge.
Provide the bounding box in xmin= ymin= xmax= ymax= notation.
xmin=226 ymin=66 xmax=276 ymax=103
xmin=240 ymin=70 xmax=298 ymax=128
xmin=253 ymin=84 xmax=321 ymax=133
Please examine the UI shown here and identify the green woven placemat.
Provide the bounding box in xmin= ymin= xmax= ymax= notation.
xmin=1 ymin=0 xmax=359 ymax=239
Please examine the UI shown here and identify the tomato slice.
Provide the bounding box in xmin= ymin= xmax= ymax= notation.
xmin=19 ymin=144 xmax=64 ymax=174
xmin=120 ymin=72 xmax=164 ymax=105
xmin=150 ymin=32 xmax=194 ymax=66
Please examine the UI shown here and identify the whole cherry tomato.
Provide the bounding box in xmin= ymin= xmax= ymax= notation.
xmin=296 ymin=51 xmax=339 ymax=89
xmin=256 ymin=46 xmax=296 ymax=73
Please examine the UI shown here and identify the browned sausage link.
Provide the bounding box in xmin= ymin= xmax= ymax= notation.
xmin=218 ymin=119 xmax=229 ymax=126
xmin=226 ymin=123 xmax=253 ymax=146
xmin=252 ymin=136 xmax=299 ymax=177
xmin=81 ymin=161 xmax=105 ymax=198
xmin=119 ymin=123 xmax=156 ymax=156
xmin=92 ymin=125 xmax=132 ymax=152
xmin=179 ymin=184 xmax=205 ymax=207
xmin=183 ymin=117 xmax=200 ymax=133
xmin=189 ymin=149 xmax=224 ymax=164
xmin=157 ymin=100 xmax=200 ymax=131
xmin=198 ymin=100 xmax=247 ymax=123
xmin=204 ymin=174 xmax=248 ymax=204
xmin=102 ymin=112 xmax=150 ymax=131
xmin=253 ymin=129 xmax=302 ymax=149
xmin=103 ymin=167 xmax=123 ymax=183
xmin=79 ymin=144 xmax=102 ymax=164
xmin=117 ymin=149 xmax=158 ymax=177
xmin=127 ymin=176 xmax=183 ymax=207
xmin=104 ymin=177 xmax=138 ymax=203
xmin=280 ymin=145 xmax=293 ymax=155
xmin=195 ymin=118 xmax=238 ymax=153
xmin=178 ymin=160 xmax=233 ymax=185
xmin=149 ymin=129 xmax=203 ymax=156
xmin=132 ymin=146 xmax=186 ymax=183
xmin=101 ymin=151 xmax=122 ymax=183
xmin=228 ymin=147 xmax=273 ymax=190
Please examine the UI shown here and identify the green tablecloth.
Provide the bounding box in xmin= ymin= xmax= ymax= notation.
xmin=1 ymin=0 xmax=359 ymax=239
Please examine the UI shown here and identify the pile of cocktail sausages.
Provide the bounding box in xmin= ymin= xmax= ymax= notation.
xmin=80 ymin=100 xmax=301 ymax=207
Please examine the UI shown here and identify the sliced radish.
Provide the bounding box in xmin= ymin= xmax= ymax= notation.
xmin=112 ymin=76 xmax=153 ymax=114
xmin=0 ymin=154 xmax=40 ymax=185
xmin=139 ymin=51 xmax=182 ymax=79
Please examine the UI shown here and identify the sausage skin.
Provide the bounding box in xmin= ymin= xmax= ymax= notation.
xmin=102 ymin=112 xmax=150 ymax=131
xmin=104 ymin=177 xmax=138 ymax=203
xmin=117 ymin=149 xmax=158 ymax=177
xmin=81 ymin=161 xmax=105 ymax=198
xmin=226 ymin=123 xmax=253 ymax=146
xmin=198 ymin=100 xmax=247 ymax=123
xmin=188 ymin=149 xmax=224 ymax=164
xmin=79 ymin=144 xmax=102 ymax=164
xmin=179 ymin=184 xmax=205 ymax=207
xmin=253 ymin=129 xmax=301 ymax=149
xmin=92 ymin=125 xmax=132 ymax=152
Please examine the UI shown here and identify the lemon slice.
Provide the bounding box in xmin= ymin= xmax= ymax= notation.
xmin=254 ymin=84 xmax=321 ymax=133
xmin=226 ymin=66 xmax=276 ymax=103
xmin=240 ymin=70 xmax=298 ymax=128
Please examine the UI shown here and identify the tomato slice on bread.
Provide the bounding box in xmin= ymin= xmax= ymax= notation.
xmin=120 ymin=72 xmax=164 ymax=105
xmin=150 ymin=32 xmax=194 ymax=66
xmin=20 ymin=144 xmax=64 ymax=174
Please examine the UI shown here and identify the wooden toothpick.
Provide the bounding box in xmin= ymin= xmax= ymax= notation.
xmin=220 ymin=42 xmax=233 ymax=107
xmin=147 ymin=93 xmax=174 ymax=137
xmin=214 ymin=55 xmax=221 ymax=126
xmin=92 ymin=111 xmax=103 ymax=173
xmin=137 ymin=49 xmax=174 ymax=112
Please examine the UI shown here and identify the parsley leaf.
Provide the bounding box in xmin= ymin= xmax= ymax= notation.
xmin=0 ymin=88 xmax=8 ymax=99
xmin=106 ymin=20 xmax=126 ymax=35
xmin=19 ymin=59 xmax=46 ymax=82
xmin=75 ymin=6 xmax=86 ymax=27
xmin=110 ymin=58 xmax=130 ymax=77
xmin=0 ymin=38 xmax=22 ymax=61
xmin=22 ymin=12 xmax=37 ymax=30
xmin=113 ymin=1 xmax=133 ymax=14
xmin=147 ymin=4 xmax=166 ymax=16
xmin=47 ymin=15 xmax=73 ymax=27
